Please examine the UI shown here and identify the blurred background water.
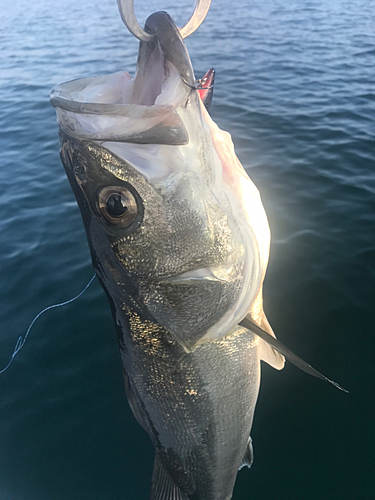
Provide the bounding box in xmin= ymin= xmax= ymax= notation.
xmin=0 ymin=0 xmax=374 ymax=498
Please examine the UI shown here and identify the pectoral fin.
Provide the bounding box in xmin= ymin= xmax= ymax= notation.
xmin=258 ymin=313 xmax=285 ymax=370
xmin=239 ymin=314 xmax=348 ymax=392
xmin=151 ymin=454 xmax=188 ymax=500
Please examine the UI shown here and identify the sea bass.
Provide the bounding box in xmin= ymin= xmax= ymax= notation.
xmin=50 ymin=11 xmax=287 ymax=500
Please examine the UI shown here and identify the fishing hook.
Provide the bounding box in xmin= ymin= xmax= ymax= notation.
xmin=181 ymin=75 xmax=214 ymax=107
xmin=181 ymin=76 xmax=214 ymax=92
xmin=117 ymin=0 xmax=212 ymax=42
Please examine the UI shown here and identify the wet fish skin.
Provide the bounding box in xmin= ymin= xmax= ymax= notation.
xmin=122 ymin=320 xmax=260 ymax=500
xmin=60 ymin=134 xmax=260 ymax=500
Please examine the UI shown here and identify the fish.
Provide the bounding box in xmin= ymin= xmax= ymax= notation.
xmin=50 ymin=10 xmax=344 ymax=500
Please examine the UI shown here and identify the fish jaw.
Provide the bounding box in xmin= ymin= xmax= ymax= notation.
xmin=131 ymin=11 xmax=196 ymax=105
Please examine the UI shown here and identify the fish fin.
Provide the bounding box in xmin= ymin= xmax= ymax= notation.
xmin=239 ymin=314 xmax=348 ymax=393
xmin=151 ymin=454 xmax=188 ymax=500
xmin=247 ymin=288 xmax=284 ymax=369
xmin=239 ymin=436 xmax=254 ymax=470
xmin=258 ymin=313 xmax=285 ymax=370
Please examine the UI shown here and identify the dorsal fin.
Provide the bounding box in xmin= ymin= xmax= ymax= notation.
xmin=239 ymin=315 xmax=348 ymax=393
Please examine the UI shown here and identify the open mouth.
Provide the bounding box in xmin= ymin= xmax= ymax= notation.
xmin=50 ymin=12 xmax=215 ymax=147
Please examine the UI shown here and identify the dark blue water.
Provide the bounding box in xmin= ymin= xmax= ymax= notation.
xmin=1 ymin=0 xmax=374 ymax=498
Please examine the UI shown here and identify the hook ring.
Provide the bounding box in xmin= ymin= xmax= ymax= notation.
xmin=117 ymin=0 xmax=212 ymax=42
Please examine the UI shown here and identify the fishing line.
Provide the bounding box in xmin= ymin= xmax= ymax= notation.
xmin=0 ymin=274 xmax=96 ymax=374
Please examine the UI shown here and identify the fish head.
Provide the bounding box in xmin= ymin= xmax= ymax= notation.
xmin=54 ymin=11 xmax=270 ymax=351
xmin=59 ymin=132 xmax=247 ymax=351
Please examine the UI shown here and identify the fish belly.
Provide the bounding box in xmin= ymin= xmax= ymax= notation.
xmin=119 ymin=311 xmax=260 ymax=500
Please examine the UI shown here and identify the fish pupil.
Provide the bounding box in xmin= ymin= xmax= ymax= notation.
xmin=106 ymin=193 xmax=128 ymax=217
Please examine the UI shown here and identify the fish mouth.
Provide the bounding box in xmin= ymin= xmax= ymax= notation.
xmin=132 ymin=11 xmax=196 ymax=106
xmin=50 ymin=12 xmax=196 ymax=145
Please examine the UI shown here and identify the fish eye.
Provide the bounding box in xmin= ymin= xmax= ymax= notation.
xmin=106 ymin=193 xmax=128 ymax=218
xmin=98 ymin=186 xmax=139 ymax=228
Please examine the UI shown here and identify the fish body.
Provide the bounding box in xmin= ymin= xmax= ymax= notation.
xmin=52 ymin=11 xmax=284 ymax=499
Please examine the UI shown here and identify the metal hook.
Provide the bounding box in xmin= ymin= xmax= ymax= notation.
xmin=117 ymin=0 xmax=212 ymax=42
